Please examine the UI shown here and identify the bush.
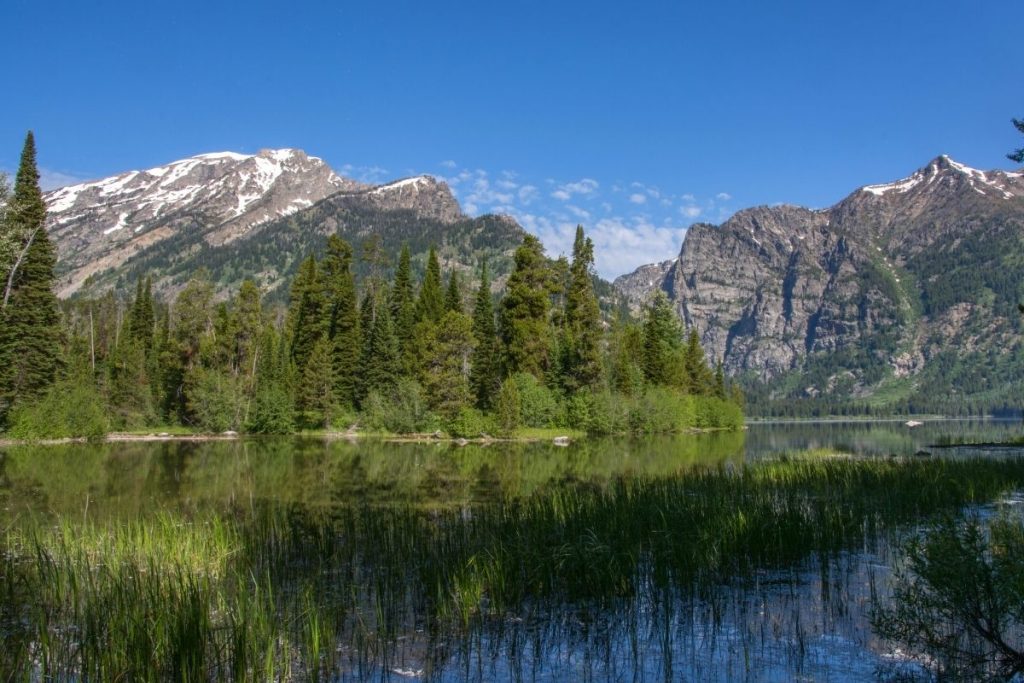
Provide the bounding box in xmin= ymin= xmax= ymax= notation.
xmin=363 ymin=378 xmax=437 ymax=434
xmin=445 ymin=407 xmax=496 ymax=438
xmin=627 ymin=387 xmax=694 ymax=434
xmin=511 ymin=373 xmax=560 ymax=428
xmin=7 ymin=379 xmax=109 ymax=440
xmin=246 ymin=382 xmax=295 ymax=434
xmin=872 ymin=514 xmax=1024 ymax=679
xmin=184 ymin=367 xmax=245 ymax=432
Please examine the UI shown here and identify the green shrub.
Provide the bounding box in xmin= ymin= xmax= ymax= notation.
xmin=495 ymin=378 xmax=521 ymax=436
xmin=7 ymin=379 xmax=109 ymax=440
xmin=511 ymin=373 xmax=559 ymax=428
xmin=246 ymin=382 xmax=295 ymax=434
xmin=363 ymin=378 xmax=437 ymax=434
xmin=445 ymin=407 xmax=495 ymax=438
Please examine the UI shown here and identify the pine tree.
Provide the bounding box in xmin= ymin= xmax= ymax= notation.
xmin=684 ymin=327 xmax=714 ymax=395
xmin=499 ymin=235 xmax=553 ymax=380
xmin=444 ymin=269 xmax=463 ymax=314
xmin=416 ymin=245 xmax=444 ymax=324
xmin=297 ymin=337 xmax=336 ymax=429
xmin=421 ymin=310 xmax=476 ymax=420
xmin=1009 ymin=117 xmax=1024 ymax=164
xmin=233 ymin=280 xmax=262 ymax=379
xmin=469 ymin=260 xmax=500 ymax=408
xmin=642 ymin=292 xmax=684 ymax=386
xmin=389 ymin=243 xmax=417 ymax=373
xmin=361 ymin=293 xmax=401 ymax=397
xmin=127 ymin=277 xmax=155 ymax=352
xmin=287 ymin=255 xmax=326 ymax=374
xmin=322 ymin=236 xmax=360 ymax=408
xmin=0 ymin=132 xmax=62 ymax=420
xmin=562 ymin=225 xmax=604 ymax=391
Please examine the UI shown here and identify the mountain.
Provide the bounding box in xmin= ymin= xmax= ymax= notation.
xmin=44 ymin=150 xmax=527 ymax=299
xmin=614 ymin=156 xmax=1024 ymax=412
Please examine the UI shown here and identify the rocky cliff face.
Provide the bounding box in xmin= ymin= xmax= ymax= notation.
xmin=616 ymin=156 xmax=1024 ymax=404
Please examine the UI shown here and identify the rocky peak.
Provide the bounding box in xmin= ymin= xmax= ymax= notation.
xmin=328 ymin=174 xmax=463 ymax=224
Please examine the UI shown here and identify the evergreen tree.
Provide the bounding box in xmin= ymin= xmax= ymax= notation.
xmin=609 ymin=318 xmax=645 ymax=396
xmin=0 ymin=132 xmax=62 ymax=420
xmin=127 ymin=277 xmax=155 ymax=352
xmin=322 ymin=236 xmax=360 ymax=408
xmin=642 ymin=292 xmax=684 ymax=386
xmin=444 ymin=269 xmax=463 ymax=314
xmin=684 ymin=327 xmax=714 ymax=395
xmin=297 ymin=337 xmax=336 ymax=429
xmin=247 ymin=327 xmax=296 ymax=434
xmin=389 ymin=243 xmax=417 ymax=373
xmin=714 ymin=361 xmax=726 ymax=399
xmin=232 ymin=280 xmax=262 ymax=379
xmin=361 ymin=291 xmax=401 ymax=398
xmin=416 ymin=245 xmax=444 ymax=323
xmin=469 ymin=260 xmax=500 ymax=408
xmin=562 ymin=225 xmax=604 ymax=391
xmin=287 ymin=255 xmax=326 ymax=374
xmin=421 ymin=310 xmax=475 ymax=420
xmin=496 ymin=376 xmax=521 ymax=435
xmin=499 ymin=235 xmax=553 ymax=380
xmin=1009 ymin=117 xmax=1024 ymax=164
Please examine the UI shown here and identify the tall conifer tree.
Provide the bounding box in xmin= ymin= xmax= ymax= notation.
xmin=416 ymin=246 xmax=444 ymax=323
xmin=0 ymin=132 xmax=62 ymax=419
xmin=444 ymin=269 xmax=463 ymax=314
xmin=323 ymin=236 xmax=360 ymax=408
xmin=562 ymin=225 xmax=603 ymax=391
xmin=499 ymin=235 xmax=552 ymax=380
xmin=469 ymin=260 xmax=500 ymax=408
xmin=287 ymin=255 xmax=326 ymax=374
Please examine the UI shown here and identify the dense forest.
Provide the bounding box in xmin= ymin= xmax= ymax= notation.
xmin=0 ymin=133 xmax=743 ymax=439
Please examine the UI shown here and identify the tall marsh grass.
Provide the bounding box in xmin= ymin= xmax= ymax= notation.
xmin=2 ymin=455 xmax=1024 ymax=679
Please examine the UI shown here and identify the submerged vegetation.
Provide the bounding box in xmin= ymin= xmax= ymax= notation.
xmin=2 ymin=440 xmax=1024 ymax=680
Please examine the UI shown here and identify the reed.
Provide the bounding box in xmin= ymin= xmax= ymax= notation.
xmin=2 ymin=454 xmax=1023 ymax=679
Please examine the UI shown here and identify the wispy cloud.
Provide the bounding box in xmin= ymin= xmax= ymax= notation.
xmin=629 ymin=193 xmax=647 ymax=204
xmin=39 ymin=168 xmax=91 ymax=191
xmin=340 ymin=164 xmax=390 ymax=184
xmin=551 ymin=178 xmax=599 ymax=201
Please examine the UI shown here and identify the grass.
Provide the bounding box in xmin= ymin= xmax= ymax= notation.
xmin=3 ymin=453 xmax=1024 ymax=679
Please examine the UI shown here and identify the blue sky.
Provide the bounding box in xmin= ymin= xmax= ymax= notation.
xmin=3 ymin=0 xmax=1022 ymax=278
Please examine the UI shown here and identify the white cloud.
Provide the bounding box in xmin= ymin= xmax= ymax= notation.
xmin=518 ymin=185 xmax=538 ymax=204
xmin=567 ymin=205 xmax=591 ymax=220
xmin=551 ymin=178 xmax=599 ymax=201
xmin=629 ymin=193 xmax=647 ymax=205
xmin=340 ymin=164 xmax=389 ymax=184
xmin=439 ymin=159 xmax=457 ymax=169
xmin=551 ymin=189 xmax=571 ymax=201
xmin=680 ymin=205 xmax=702 ymax=218
xmin=38 ymin=168 xmax=90 ymax=191
xmin=716 ymin=192 xmax=732 ymax=201
xmin=681 ymin=193 xmax=695 ymax=202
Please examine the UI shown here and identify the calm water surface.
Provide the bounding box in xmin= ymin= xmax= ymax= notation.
xmin=1 ymin=419 xmax=1021 ymax=681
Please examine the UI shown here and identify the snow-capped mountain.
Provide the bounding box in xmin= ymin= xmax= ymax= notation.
xmin=43 ymin=148 xmax=520 ymax=300
xmin=46 ymin=148 xmax=363 ymax=296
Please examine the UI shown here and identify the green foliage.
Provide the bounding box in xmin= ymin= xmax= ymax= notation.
xmin=469 ymin=260 xmax=500 ymax=409
xmin=1009 ymin=117 xmax=1024 ymax=164
xmin=0 ymin=132 xmax=62 ymax=423
xmin=420 ymin=310 xmax=476 ymax=420
xmin=510 ymin=372 xmax=560 ymax=428
xmin=287 ymin=255 xmax=326 ymax=374
xmin=363 ymin=378 xmax=436 ymax=433
xmin=560 ymin=226 xmax=604 ymax=391
xmin=296 ymin=337 xmax=336 ymax=429
xmin=416 ymin=245 xmax=444 ymax=324
xmin=499 ymin=235 xmax=553 ymax=380
xmin=6 ymin=376 xmax=109 ymax=440
xmin=445 ymin=406 xmax=496 ymax=438
xmin=873 ymin=514 xmax=1024 ymax=679
xmin=642 ymin=292 xmax=685 ymax=387
xmin=184 ymin=367 xmax=246 ymax=432
xmin=495 ymin=377 xmax=521 ymax=435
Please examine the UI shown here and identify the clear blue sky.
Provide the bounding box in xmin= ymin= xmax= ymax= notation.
xmin=3 ymin=0 xmax=1022 ymax=277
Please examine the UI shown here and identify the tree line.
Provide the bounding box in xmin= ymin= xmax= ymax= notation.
xmin=0 ymin=132 xmax=743 ymax=439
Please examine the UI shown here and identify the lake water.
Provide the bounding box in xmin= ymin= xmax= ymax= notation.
xmin=1 ymin=419 xmax=1022 ymax=681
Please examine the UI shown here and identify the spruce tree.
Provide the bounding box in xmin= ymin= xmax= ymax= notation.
xmin=499 ymin=235 xmax=553 ymax=381
xmin=416 ymin=245 xmax=444 ymax=323
xmin=421 ymin=310 xmax=475 ymax=420
xmin=469 ymin=260 xmax=500 ymax=408
xmin=0 ymin=132 xmax=62 ymax=420
xmin=362 ymin=293 xmax=401 ymax=397
xmin=297 ymin=337 xmax=336 ymax=429
xmin=389 ymin=243 xmax=417 ymax=373
xmin=287 ymin=255 xmax=326 ymax=374
xmin=323 ymin=236 xmax=360 ymax=408
xmin=444 ymin=269 xmax=463 ymax=314
xmin=642 ymin=292 xmax=684 ymax=386
xmin=127 ymin=277 xmax=155 ymax=352
xmin=1009 ymin=117 xmax=1024 ymax=164
xmin=562 ymin=225 xmax=604 ymax=391
xmin=684 ymin=327 xmax=714 ymax=395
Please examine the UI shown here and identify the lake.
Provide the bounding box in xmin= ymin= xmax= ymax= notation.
xmin=1 ymin=419 xmax=1022 ymax=681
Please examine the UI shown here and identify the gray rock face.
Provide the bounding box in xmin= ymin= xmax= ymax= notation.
xmin=46 ymin=149 xmax=361 ymax=296
xmin=612 ymin=258 xmax=676 ymax=309
xmin=615 ymin=156 xmax=1024 ymax=395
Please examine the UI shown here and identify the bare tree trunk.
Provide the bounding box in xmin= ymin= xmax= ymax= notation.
xmin=1 ymin=225 xmax=39 ymax=311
